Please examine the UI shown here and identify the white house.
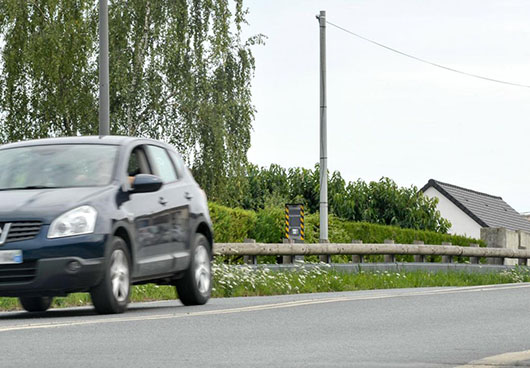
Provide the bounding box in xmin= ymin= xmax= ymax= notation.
xmin=421 ymin=179 xmax=530 ymax=239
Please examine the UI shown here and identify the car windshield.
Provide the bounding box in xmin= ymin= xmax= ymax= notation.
xmin=0 ymin=144 xmax=119 ymax=190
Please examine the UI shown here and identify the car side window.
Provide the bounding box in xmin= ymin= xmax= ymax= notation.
xmin=127 ymin=151 xmax=141 ymax=176
xmin=145 ymin=145 xmax=178 ymax=183
xmin=126 ymin=146 xmax=152 ymax=184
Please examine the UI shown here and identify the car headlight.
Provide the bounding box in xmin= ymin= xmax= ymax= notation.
xmin=48 ymin=206 xmax=98 ymax=239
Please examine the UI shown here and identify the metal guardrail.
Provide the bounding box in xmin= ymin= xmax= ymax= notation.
xmin=240 ymin=263 xmax=517 ymax=275
xmin=214 ymin=241 xmax=530 ymax=265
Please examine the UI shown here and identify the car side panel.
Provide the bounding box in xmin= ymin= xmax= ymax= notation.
xmin=157 ymin=180 xmax=193 ymax=272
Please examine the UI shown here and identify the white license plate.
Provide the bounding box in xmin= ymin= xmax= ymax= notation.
xmin=0 ymin=250 xmax=23 ymax=264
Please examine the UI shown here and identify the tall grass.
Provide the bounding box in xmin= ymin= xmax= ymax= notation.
xmin=1 ymin=263 xmax=529 ymax=312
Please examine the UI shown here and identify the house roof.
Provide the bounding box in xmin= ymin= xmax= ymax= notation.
xmin=421 ymin=179 xmax=530 ymax=232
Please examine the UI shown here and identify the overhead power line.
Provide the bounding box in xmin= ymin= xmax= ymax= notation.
xmin=326 ymin=20 xmax=530 ymax=89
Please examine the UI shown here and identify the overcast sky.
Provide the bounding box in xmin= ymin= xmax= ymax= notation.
xmin=242 ymin=0 xmax=530 ymax=212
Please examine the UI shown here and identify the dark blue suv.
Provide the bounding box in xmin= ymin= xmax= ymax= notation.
xmin=0 ymin=136 xmax=213 ymax=314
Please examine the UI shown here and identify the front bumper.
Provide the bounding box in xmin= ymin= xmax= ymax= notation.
xmin=0 ymin=230 xmax=108 ymax=297
xmin=0 ymin=256 xmax=105 ymax=297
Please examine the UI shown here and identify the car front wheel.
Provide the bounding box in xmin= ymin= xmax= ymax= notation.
xmin=90 ymin=236 xmax=131 ymax=314
xmin=19 ymin=296 xmax=53 ymax=312
xmin=175 ymin=233 xmax=212 ymax=305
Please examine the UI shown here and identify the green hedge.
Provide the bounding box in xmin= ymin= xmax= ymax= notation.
xmin=208 ymin=203 xmax=257 ymax=243
xmin=209 ymin=202 xmax=484 ymax=247
xmin=303 ymin=213 xmax=484 ymax=247
xmin=208 ymin=203 xmax=284 ymax=244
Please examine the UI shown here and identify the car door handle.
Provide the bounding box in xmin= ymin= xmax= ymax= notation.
xmin=159 ymin=197 xmax=167 ymax=206
xmin=184 ymin=192 xmax=193 ymax=200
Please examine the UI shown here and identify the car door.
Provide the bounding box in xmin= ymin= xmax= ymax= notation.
xmin=122 ymin=144 xmax=174 ymax=277
xmin=144 ymin=145 xmax=191 ymax=272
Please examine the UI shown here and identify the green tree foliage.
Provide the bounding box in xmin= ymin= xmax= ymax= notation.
xmin=238 ymin=164 xmax=451 ymax=233
xmin=0 ymin=0 xmax=99 ymax=141
xmin=0 ymin=0 xmax=261 ymax=204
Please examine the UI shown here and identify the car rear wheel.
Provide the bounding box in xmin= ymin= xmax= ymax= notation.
xmin=175 ymin=233 xmax=211 ymax=306
xmin=90 ymin=236 xmax=131 ymax=314
xmin=19 ymin=296 xmax=53 ymax=312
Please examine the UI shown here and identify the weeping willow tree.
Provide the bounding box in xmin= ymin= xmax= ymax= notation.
xmin=0 ymin=0 xmax=262 ymax=204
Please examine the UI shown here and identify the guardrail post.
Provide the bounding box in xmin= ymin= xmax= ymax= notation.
xmin=413 ymin=240 xmax=424 ymax=262
xmin=384 ymin=239 xmax=395 ymax=263
xmin=441 ymin=242 xmax=452 ymax=263
xmin=469 ymin=243 xmax=479 ymax=264
xmin=243 ymin=239 xmax=257 ymax=265
xmin=282 ymin=239 xmax=294 ymax=264
xmin=351 ymin=240 xmax=363 ymax=263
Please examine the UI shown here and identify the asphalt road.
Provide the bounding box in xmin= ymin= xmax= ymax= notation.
xmin=2 ymin=283 xmax=530 ymax=367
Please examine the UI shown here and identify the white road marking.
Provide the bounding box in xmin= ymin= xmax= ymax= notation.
xmin=457 ymin=349 xmax=530 ymax=367
xmin=1 ymin=283 xmax=530 ymax=333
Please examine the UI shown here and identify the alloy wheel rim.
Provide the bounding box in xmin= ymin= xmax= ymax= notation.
xmin=194 ymin=246 xmax=211 ymax=295
xmin=110 ymin=249 xmax=129 ymax=303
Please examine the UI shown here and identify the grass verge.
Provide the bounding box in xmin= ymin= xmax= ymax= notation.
xmin=1 ymin=263 xmax=529 ymax=312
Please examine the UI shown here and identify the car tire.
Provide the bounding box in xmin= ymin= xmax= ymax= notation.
xmin=175 ymin=233 xmax=212 ymax=306
xmin=90 ymin=236 xmax=131 ymax=314
xmin=19 ymin=296 xmax=53 ymax=312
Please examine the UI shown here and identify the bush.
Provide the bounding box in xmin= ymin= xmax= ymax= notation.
xmin=304 ymin=214 xmax=483 ymax=247
xmin=250 ymin=206 xmax=284 ymax=243
xmin=208 ymin=202 xmax=256 ymax=243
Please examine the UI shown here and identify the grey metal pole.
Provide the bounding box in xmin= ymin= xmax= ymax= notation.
xmin=318 ymin=11 xmax=328 ymax=245
xmin=98 ymin=0 xmax=110 ymax=136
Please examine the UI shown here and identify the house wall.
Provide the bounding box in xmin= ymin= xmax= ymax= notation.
xmin=423 ymin=187 xmax=482 ymax=239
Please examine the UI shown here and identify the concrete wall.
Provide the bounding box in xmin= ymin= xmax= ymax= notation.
xmin=518 ymin=231 xmax=530 ymax=266
xmin=423 ymin=187 xmax=482 ymax=238
xmin=481 ymin=227 xmax=519 ymax=265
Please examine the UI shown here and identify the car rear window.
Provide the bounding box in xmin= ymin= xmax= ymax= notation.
xmin=0 ymin=144 xmax=119 ymax=190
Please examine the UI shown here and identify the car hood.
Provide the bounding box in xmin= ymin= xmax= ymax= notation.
xmin=0 ymin=186 xmax=114 ymax=223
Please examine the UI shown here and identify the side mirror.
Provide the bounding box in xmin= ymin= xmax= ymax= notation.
xmin=130 ymin=174 xmax=163 ymax=194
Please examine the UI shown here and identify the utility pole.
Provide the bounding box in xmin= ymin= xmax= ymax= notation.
xmin=98 ymin=0 xmax=110 ymax=136
xmin=318 ymin=10 xmax=329 ymax=261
